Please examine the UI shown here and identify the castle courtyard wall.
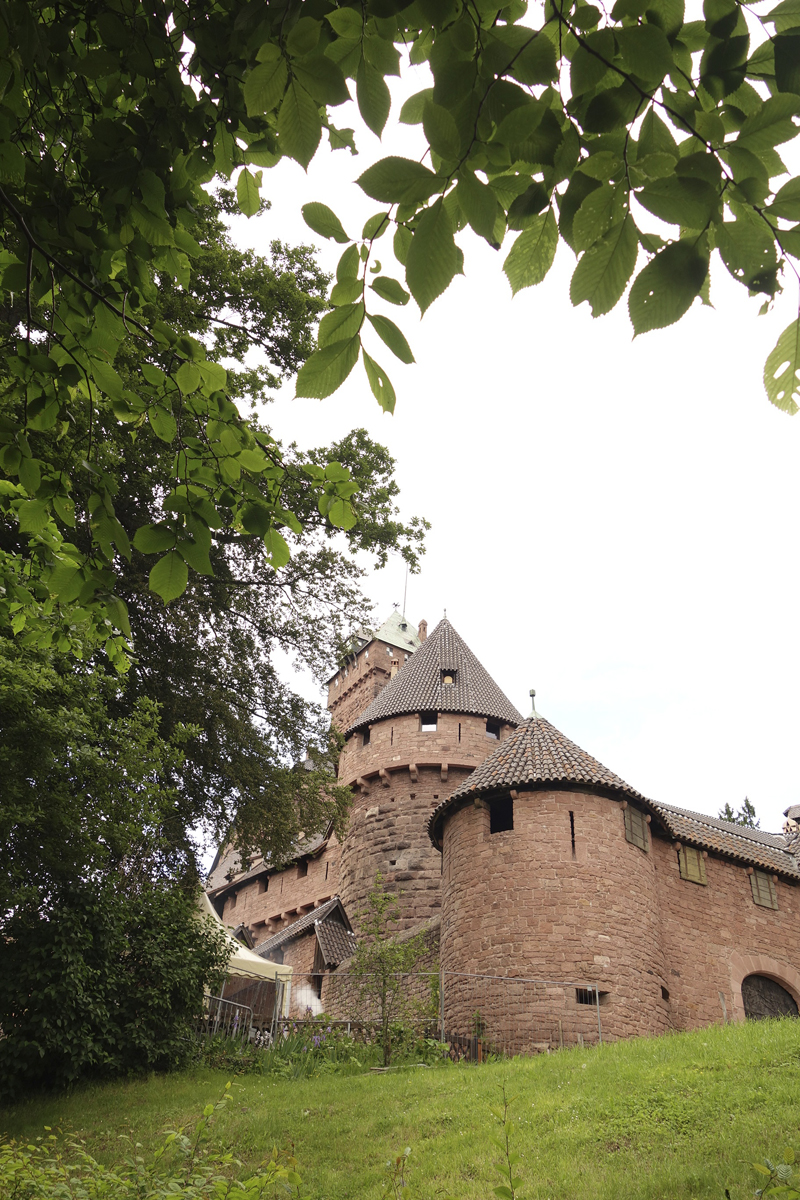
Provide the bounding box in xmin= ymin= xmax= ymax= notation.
xmin=221 ymin=837 xmax=340 ymax=944
xmin=651 ymin=833 xmax=800 ymax=1027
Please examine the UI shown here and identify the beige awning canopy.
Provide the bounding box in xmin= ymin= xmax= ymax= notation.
xmin=198 ymin=891 xmax=293 ymax=984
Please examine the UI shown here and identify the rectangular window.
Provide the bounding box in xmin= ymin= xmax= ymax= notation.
xmin=486 ymin=720 xmax=500 ymax=739
xmin=297 ymin=860 xmax=308 ymax=879
xmin=678 ymin=845 xmax=707 ymax=885
xmin=420 ymin=711 xmax=438 ymax=732
xmin=750 ymin=869 xmax=778 ymax=909
xmin=623 ymin=805 xmax=648 ymax=852
xmin=257 ymin=877 xmax=269 ymax=894
xmin=490 ymin=796 xmax=514 ymax=834
xmin=441 ymin=669 xmax=457 ymax=686
xmin=576 ymin=988 xmax=608 ymax=1005
xmin=362 ymin=726 xmax=371 ymax=746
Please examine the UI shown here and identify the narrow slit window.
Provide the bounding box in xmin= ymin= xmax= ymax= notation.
xmin=678 ymin=845 xmax=707 ymax=885
xmin=420 ymin=711 xmax=438 ymax=732
xmin=750 ymin=868 xmax=778 ymax=909
xmin=623 ymin=805 xmax=649 ymax=852
xmin=458 ymin=722 xmax=461 ymax=743
xmin=490 ymin=796 xmax=514 ymax=834
xmin=661 ymin=986 xmax=670 ymax=1001
xmin=486 ymin=720 xmax=500 ymax=739
xmin=569 ymin=810 xmax=576 ymax=857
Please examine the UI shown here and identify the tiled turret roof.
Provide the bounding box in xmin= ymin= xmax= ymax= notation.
xmin=427 ymin=714 xmax=800 ymax=879
xmin=345 ymin=617 xmax=523 ymax=736
xmin=442 ymin=713 xmax=644 ymax=810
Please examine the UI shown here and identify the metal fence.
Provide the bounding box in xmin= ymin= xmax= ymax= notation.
xmin=301 ymin=970 xmax=602 ymax=1058
xmin=196 ymin=970 xmax=603 ymax=1058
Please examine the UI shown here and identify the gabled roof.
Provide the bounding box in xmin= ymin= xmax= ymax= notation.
xmin=328 ymin=612 xmax=421 ymax=682
xmin=207 ymin=824 xmax=334 ymax=900
xmin=346 ymin=618 xmax=523 ymax=736
xmin=253 ymin=896 xmax=356 ymax=963
xmin=654 ymin=802 xmax=799 ymax=878
xmin=427 ymin=715 xmax=800 ymax=879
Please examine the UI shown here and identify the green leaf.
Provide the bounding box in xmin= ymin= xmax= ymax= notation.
xmin=302 ymin=202 xmax=351 ymax=243
xmin=571 ymin=215 xmax=639 ymax=315
xmin=399 ymin=88 xmax=433 ymax=124
xmin=337 ymin=243 xmax=360 ymax=281
xmin=16 ymin=498 xmax=50 ymax=535
xmin=370 ymin=276 xmax=411 ymax=305
xmin=92 ymin=360 xmax=124 ymax=400
xmin=362 ymin=348 xmax=396 ymax=412
xmin=503 ymin=209 xmax=558 ymax=295
xmin=457 ymin=170 xmax=500 ymax=241
xmin=175 ymin=362 xmax=202 ymax=394
xmin=616 ymin=24 xmax=674 ymax=81
xmin=18 ymin=456 xmax=41 ymax=496
xmin=363 ymin=211 xmax=390 ymax=240
xmin=357 ymin=60 xmax=391 ymax=137
xmin=148 ymin=405 xmax=177 ymax=443
xmin=293 ymin=56 xmax=350 ymax=106
xmin=367 ymin=313 xmax=415 ymax=363
xmin=149 ymin=550 xmax=189 ymax=604
xmin=244 ymin=57 xmax=288 ymax=116
xmin=357 ymin=157 xmax=441 ymax=203
xmin=327 ymin=498 xmax=357 ymax=529
xmin=764 ymin=316 xmax=800 ymax=413
xmin=573 ymin=184 xmax=617 ymax=253
xmin=635 ymin=177 xmax=719 ymax=229
xmin=264 ymin=527 xmax=292 ymax=567
xmin=584 ymin=82 xmax=642 ymax=134
xmin=776 ymin=27 xmax=800 ymax=87
xmin=628 ymin=240 xmax=708 ymax=334
xmin=570 ymin=31 xmax=617 ymax=95
xmin=327 ymin=6 xmax=363 ymax=36
xmin=495 ymin=100 xmax=548 ymax=146
xmin=330 ymin=277 xmax=363 ymax=306
xmin=737 ymin=95 xmax=800 ymax=152
xmin=278 ymin=80 xmax=321 ymax=169
xmin=178 ymin=537 xmax=214 ymax=575
xmin=286 ymin=16 xmax=321 ymax=57
xmin=405 ymin=199 xmax=459 ymax=314
xmin=716 ymin=218 xmax=778 ymax=291
xmin=771 ymin=177 xmax=800 ymax=219
xmin=133 ymin=524 xmax=178 ymax=553
xmin=295 ymin=337 xmax=361 ymax=398
xmin=318 ymin=302 xmax=364 ymax=346
xmin=507 ymin=182 xmax=550 ymax=230
xmin=236 ymin=167 xmax=261 ymax=217
xmin=423 ymin=101 xmax=461 ymax=159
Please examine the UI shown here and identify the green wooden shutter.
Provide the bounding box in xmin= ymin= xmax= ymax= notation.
xmin=750 ymin=869 xmax=778 ymax=909
xmin=624 ymin=805 xmax=648 ymax=851
xmin=678 ymin=846 xmax=707 ymax=885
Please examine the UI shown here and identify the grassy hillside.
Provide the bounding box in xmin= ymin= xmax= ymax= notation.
xmin=3 ymin=1018 xmax=800 ymax=1200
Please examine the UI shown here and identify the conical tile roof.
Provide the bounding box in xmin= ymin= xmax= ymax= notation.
xmin=428 ymin=712 xmax=644 ymax=843
xmin=345 ymin=617 xmax=523 ymax=736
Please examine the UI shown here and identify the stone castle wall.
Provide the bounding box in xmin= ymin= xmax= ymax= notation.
xmin=439 ymin=787 xmax=800 ymax=1041
xmin=440 ymin=789 xmax=672 ymax=1043
xmin=337 ymin=711 xmax=515 ymax=930
xmin=651 ymin=834 xmax=800 ymax=1026
xmin=221 ymin=838 xmax=341 ymax=943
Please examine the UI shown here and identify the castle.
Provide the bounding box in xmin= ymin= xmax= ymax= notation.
xmin=207 ymin=613 xmax=800 ymax=1041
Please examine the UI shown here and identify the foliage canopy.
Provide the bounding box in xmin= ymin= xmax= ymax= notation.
xmin=2 ymin=0 xmax=799 ymax=656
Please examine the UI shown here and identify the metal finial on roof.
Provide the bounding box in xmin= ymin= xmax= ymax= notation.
xmin=529 ymin=688 xmax=539 ymax=719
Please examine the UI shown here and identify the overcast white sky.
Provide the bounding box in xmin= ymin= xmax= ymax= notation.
xmin=226 ymin=45 xmax=800 ymax=837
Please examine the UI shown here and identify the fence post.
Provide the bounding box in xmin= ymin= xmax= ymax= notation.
xmin=439 ymin=969 xmax=445 ymax=1043
xmin=595 ymin=985 xmax=602 ymax=1044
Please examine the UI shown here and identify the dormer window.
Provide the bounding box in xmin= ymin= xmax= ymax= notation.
xmin=441 ymin=669 xmax=456 ymax=686
xmin=420 ymin=711 xmax=437 ymax=732
xmin=486 ymin=720 xmax=500 ymax=739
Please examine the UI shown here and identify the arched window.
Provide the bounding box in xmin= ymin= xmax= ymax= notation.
xmin=741 ymin=974 xmax=799 ymax=1020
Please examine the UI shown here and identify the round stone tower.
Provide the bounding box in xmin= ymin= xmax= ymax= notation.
xmin=428 ymin=706 xmax=672 ymax=1042
xmin=336 ymin=617 xmax=522 ymax=930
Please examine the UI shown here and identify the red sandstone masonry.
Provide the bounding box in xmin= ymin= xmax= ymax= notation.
xmin=440 ymin=789 xmax=671 ymax=1043
xmin=651 ymin=833 xmax=800 ymax=1027
xmin=221 ymin=836 xmax=341 ymax=940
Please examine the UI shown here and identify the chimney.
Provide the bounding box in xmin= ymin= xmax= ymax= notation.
xmin=418 ymin=618 xmax=427 ymax=642
xmin=390 ymin=656 xmax=400 ymax=678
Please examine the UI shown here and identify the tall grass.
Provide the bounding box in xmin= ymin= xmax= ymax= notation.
xmin=2 ymin=1018 xmax=799 ymax=1200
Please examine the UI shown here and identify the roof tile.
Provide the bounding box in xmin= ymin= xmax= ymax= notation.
xmin=346 ymin=618 xmax=522 ymax=735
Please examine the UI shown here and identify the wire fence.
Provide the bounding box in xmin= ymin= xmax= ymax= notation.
xmin=195 ymin=970 xmax=603 ymax=1058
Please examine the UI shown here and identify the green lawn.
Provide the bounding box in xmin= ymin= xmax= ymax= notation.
xmin=3 ymin=1019 xmax=800 ymax=1200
